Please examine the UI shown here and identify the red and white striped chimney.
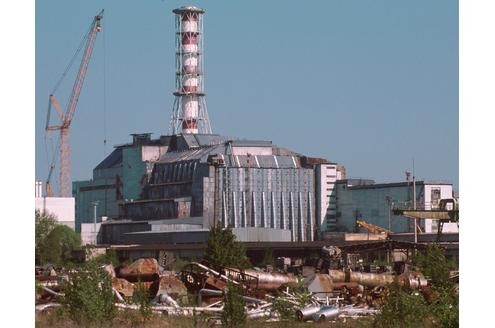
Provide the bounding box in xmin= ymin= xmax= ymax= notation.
xmin=170 ymin=6 xmax=211 ymax=135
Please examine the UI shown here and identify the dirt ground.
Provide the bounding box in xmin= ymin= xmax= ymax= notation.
xmin=35 ymin=310 xmax=374 ymax=328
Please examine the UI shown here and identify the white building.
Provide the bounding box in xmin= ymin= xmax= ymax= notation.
xmin=35 ymin=181 xmax=75 ymax=230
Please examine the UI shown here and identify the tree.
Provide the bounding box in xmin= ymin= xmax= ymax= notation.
xmin=62 ymin=261 xmax=116 ymax=325
xmin=205 ymin=224 xmax=250 ymax=269
xmin=413 ymin=244 xmax=453 ymax=289
xmin=42 ymin=225 xmax=82 ymax=266
xmin=373 ymin=281 xmax=429 ymax=328
xmin=35 ymin=210 xmax=57 ymax=265
xmin=221 ymin=281 xmax=246 ymax=327
xmin=260 ymin=248 xmax=275 ymax=267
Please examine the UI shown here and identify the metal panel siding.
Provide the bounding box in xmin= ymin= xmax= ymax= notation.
xmin=335 ymin=184 xmax=416 ymax=233
xmin=73 ymin=179 xmax=120 ymax=232
xmin=122 ymin=147 xmax=147 ymax=200
xmin=232 ymin=228 xmax=292 ymax=242
xmin=216 ymin=167 xmax=315 ymax=241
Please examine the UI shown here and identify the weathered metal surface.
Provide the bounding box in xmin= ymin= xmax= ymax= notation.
xmin=154 ymin=274 xmax=188 ymax=302
xmin=112 ymin=277 xmax=135 ymax=297
xmin=305 ymin=274 xmax=333 ymax=299
xmin=226 ymin=268 xmax=298 ymax=290
xmin=296 ymin=305 xmax=322 ymax=321
xmin=103 ymin=264 xmax=116 ymax=278
xmin=328 ymin=269 xmax=427 ymax=289
xmin=117 ymin=258 xmax=160 ymax=281
xmin=313 ymin=305 xmax=339 ymax=322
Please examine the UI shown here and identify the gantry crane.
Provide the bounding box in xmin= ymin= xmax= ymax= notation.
xmin=45 ymin=10 xmax=103 ymax=197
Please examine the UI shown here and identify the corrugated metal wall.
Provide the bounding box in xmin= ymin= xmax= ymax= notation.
xmin=216 ymin=167 xmax=315 ymax=241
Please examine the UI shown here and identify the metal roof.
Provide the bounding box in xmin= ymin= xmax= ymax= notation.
xmin=94 ymin=148 xmax=122 ymax=170
xmin=173 ymin=6 xmax=205 ymax=14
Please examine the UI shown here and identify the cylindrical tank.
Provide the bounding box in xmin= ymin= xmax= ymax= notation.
xmin=224 ymin=268 xmax=298 ymax=290
xmin=328 ymin=269 xmax=427 ymax=289
xmin=296 ymin=305 xmax=322 ymax=321
xmin=313 ymin=306 xmax=339 ymax=322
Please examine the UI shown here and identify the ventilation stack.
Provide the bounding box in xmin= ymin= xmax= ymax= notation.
xmin=170 ymin=6 xmax=212 ymax=135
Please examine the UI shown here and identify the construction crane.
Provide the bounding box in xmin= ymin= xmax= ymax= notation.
xmin=45 ymin=10 xmax=103 ymax=197
xmin=356 ymin=219 xmax=391 ymax=235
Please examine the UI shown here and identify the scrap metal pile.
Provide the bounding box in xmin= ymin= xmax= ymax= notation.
xmin=35 ymin=246 xmax=431 ymax=323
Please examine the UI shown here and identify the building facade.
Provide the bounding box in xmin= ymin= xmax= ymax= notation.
xmin=329 ymin=179 xmax=458 ymax=234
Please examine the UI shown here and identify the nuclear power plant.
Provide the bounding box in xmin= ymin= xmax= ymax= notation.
xmin=65 ymin=6 xmax=457 ymax=247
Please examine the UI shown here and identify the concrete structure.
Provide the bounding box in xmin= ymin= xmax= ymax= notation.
xmin=77 ymin=134 xmax=339 ymax=243
xmin=35 ymin=181 xmax=75 ymax=229
xmin=331 ymin=179 xmax=458 ymax=234
xmin=73 ymin=133 xmax=167 ymax=232
xmin=71 ymin=6 xmax=458 ymax=246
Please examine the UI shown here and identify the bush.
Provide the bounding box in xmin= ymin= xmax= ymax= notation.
xmin=222 ymin=282 xmax=246 ymax=327
xmin=413 ymin=244 xmax=453 ymax=289
xmin=35 ymin=210 xmax=57 ymax=265
xmin=260 ymin=249 xmax=275 ymax=267
xmin=205 ymin=224 xmax=250 ymax=269
xmin=88 ymin=249 xmax=120 ymax=267
xmin=42 ymin=225 xmax=82 ymax=266
xmin=429 ymin=287 xmax=459 ymax=328
xmin=173 ymin=256 xmax=190 ymax=272
xmin=373 ymin=282 xmax=429 ymax=328
xmin=271 ymin=278 xmax=311 ymax=321
xmin=132 ymin=281 xmax=153 ymax=322
xmin=62 ymin=261 xmax=116 ymax=325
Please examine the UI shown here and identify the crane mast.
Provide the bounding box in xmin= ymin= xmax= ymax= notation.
xmin=46 ymin=10 xmax=103 ymax=197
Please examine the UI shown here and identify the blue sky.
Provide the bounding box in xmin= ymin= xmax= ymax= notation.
xmin=36 ymin=0 xmax=458 ymax=191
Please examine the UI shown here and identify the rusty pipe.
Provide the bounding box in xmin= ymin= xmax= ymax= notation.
xmin=225 ymin=268 xmax=298 ymax=290
xmin=328 ymin=270 xmax=427 ymax=289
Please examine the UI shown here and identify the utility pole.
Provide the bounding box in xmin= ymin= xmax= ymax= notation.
xmin=92 ymin=201 xmax=99 ymax=245
xmin=413 ymin=159 xmax=417 ymax=245
xmin=385 ymin=195 xmax=392 ymax=265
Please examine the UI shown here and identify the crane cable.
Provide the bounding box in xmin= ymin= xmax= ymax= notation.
xmin=44 ymin=18 xmax=94 ymax=193
xmin=102 ymin=18 xmax=108 ymax=215
xmin=51 ymin=22 xmax=93 ymax=95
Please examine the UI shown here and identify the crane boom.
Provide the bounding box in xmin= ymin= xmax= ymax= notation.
xmin=45 ymin=10 xmax=103 ymax=197
xmin=63 ymin=10 xmax=103 ymax=128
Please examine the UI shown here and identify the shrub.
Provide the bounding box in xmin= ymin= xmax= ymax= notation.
xmin=413 ymin=244 xmax=453 ymax=289
xmin=205 ymin=224 xmax=250 ymax=269
xmin=42 ymin=225 xmax=82 ymax=266
xmin=222 ymin=282 xmax=246 ymax=327
xmin=429 ymin=287 xmax=459 ymax=328
xmin=132 ymin=281 xmax=153 ymax=322
xmin=88 ymin=249 xmax=120 ymax=267
xmin=372 ymin=279 xmax=431 ymax=328
xmin=62 ymin=261 xmax=116 ymax=325
xmin=271 ymin=278 xmax=311 ymax=321
xmin=260 ymin=249 xmax=275 ymax=267
xmin=35 ymin=210 xmax=57 ymax=265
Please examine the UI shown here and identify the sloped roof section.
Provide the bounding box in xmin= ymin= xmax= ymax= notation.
xmin=95 ymin=148 xmax=123 ymax=170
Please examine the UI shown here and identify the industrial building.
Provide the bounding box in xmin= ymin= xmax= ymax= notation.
xmin=35 ymin=181 xmax=75 ymax=229
xmin=72 ymin=6 xmax=345 ymax=244
xmin=326 ymin=179 xmax=458 ymax=235
xmin=71 ymin=6 xmax=457 ymax=246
